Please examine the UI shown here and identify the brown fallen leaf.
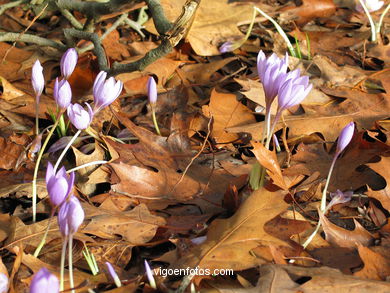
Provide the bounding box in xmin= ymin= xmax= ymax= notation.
xmin=280 ymin=0 xmax=336 ymax=26
xmin=108 ymin=112 xmax=244 ymax=203
xmin=284 ymin=131 xmax=390 ymax=191
xmin=319 ymin=210 xmax=374 ymax=248
xmin=145 ymin=0 xmax=254 ymax=56
xmin=82 ymin=203 xmax=165 ymax=243
xmin=172 ymin=188 xmax=289 ymax=273
xmin=251 ymin=141 xmax=287 ymax=190
xmin=202 ymin=89 xmax=256 ymax=144
xmin=366 ymin=156 xmax=390 ymax=212
xmin=354 ymin=245 xmax=390 ymax=281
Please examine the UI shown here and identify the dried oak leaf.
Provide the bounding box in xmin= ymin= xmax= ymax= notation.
xmin=354 ymin=245 xmax=390 ymax=281
xmin=202 ymin=89 xmax=256 ymax=145
xmin=82 ymin=203 xmax=165 ymax=243
xmin=107 ymin=112 xmax=243 ymax=202
xmin=284 ymin=132 xmax=390 ymax=191
xmin=319 ymin=210 xmax=375 ymax=248
xmin=171 ymin=188 xmax=289 ymax=273
xmin=366 ymin=156 xmax=390 ymax=212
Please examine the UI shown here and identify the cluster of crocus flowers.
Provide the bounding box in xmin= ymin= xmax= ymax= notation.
xmin=250 ymin=50 xmax=312 ymax=189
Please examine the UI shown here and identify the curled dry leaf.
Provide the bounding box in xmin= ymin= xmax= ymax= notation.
xmin=251 ymin=141 xmax=287 ymax=190
xmin=280 ymin=0 xmax=336 ymax=25
xmin=319 ymin=210 xmax=374 ymax=248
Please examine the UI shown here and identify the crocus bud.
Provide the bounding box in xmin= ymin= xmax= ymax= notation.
xmin=105 ymin=262 xmax=121 ymax=288
xmin=60 ymin=48 xmax=78 ymax=79
xmin=147 ymin=76 xmax=157 ymax=105
xmin=32 ymin=60 xmax=44 ymax=98
xmin=46 ymin=162 xmax=74 ymax=207
xmin=336 ymin=122 xmax=355 ymax=155
xmin=53 ymin=78 xmax=72 ymax=109
xmin=0 ymin=273 xmax=8 ymax=293
xmin=356 ymin=0 xmax=384 ymax=12
xmin=67 ymin=103 xmax=94 ymax=130
xmin=144 ymin=260 xmax=156 ymax=289
xmin=277 ymin=70 xmax=312 ymax=112
xmin=93 ymin=71 xmax=123 ymax=113
xmin=58 ymin=195 xmax=84 ymax=237
xmin=30 ymin=268 xmax=59 ymax=293
xmin=219 ymin=41 xmax=235 ymax=53
xmin=257 ymin=51 xmax=289 ymax=107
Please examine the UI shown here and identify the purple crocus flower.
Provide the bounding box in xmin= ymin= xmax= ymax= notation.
xmin=105 ymin=262 xmax=121 ymax=288
xmin=93 ymin=71 xmax=123 ymax=113
xmin=30 ymin=267 xmax=59 ymax=293
xmin=0 ymin=273 xmax=8 ymax=293
xmin=67 ymin=103 xmax=94 ymax=130
xmin=356 ymin=0 xmax=384 ymax=12
xmin=46 ymin=162 xmax=74 ymax=207
xmin=327 ymin=189 xmax=353 ymax=211
xmin=336 ymin=122 xmax=355 ymax=156
xmin=58 ymin=195 xmax=84 ymax=237
xmin=277 ymin=69 xmax=312 ymax=112
xmin=60 ymin=48 xmax=78 ymax=80
xmin=257 ymin=51 xmax=289 ymax=108
xmin=219 ymin=41 xmax=235 ymax=53
xmin=147 ymin=76 xmax=157 ymax=105
xmin=32 ymin=60 xmax=44 ymax=98
xmin=53 ymin=78 xmax=72 ymax=110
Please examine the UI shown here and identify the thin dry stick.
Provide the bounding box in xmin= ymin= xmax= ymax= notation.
xmin=170 ymin=116 xmax=213 ymax=193
xmin=2 ymin=3 xmax=48 ymax=64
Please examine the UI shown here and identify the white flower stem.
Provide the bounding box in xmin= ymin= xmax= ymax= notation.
xmin=320 ymin=154 xmax=338 ymax=212
xmin=377 ymin=4 xmax=390 ymax=38
xmin=35 ymin=97 xmax=40 ymax=136
xmin=359 ymin=0 xmax=377 ymax=42
xmin=67 ymin=161 xmax=108 ymax=173
xmin=69 ymin=235 xmax=75 ymax=293
xmin=32 ymin=111 xmax=63 ymax=222
xmin=60 ymin=235 xmax=68 ymax=291
xmin=254 ymin=7 xmax=297 ymax=57
xmin=151 ymin=106 xmax=161 ymax=136
xmin=54 ymin=129 xmax=81 ymax=172
xmin=33 ymin=208 xmax=55 ymax=257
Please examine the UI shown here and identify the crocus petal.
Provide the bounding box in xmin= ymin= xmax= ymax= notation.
xmin=67 ymin=195 xmax=84 ymax=234
xmin=54 ymin=79 xmax=72 ymax=109
xmin=147 ymin=77 xmax=157 ymax=104
xmin=336 ymin=122 xmax=355 ymax=155
xmin=105 ymin=262 xmax=121 ymax=288
xmin=0 ymin=273 xmax=8 ymax=293
xmin=67 ymin=103 xmax=93 ymax=130
xmin=60 ymin=48 xmax=78 ymax=79
xmin=30 ymin=268 xmax=59 ymax=293
xmin=32 ymin=60 xmax=44 ymax=98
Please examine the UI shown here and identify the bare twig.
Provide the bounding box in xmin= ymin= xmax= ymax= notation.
xmin=0 ymin=32 xmax=66 ymax=50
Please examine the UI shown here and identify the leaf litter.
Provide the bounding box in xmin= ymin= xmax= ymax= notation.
xmin=0 ymin=0 xmax=390 ymax=292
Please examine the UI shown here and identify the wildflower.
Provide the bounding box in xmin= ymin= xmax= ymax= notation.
xmin=58 ymin=195 xmax=84 ymax=237
xmin=53 ymin=78 xmax=72 ymax=110
xmin=0 ymin=273 xmax=8 ymax=293
xmin=144 ymin=260 xmax=156 ymax=289
xmin=67 ymin=103 xmax=94 ymax=130
xmin=45 ymin=162 xmax=74 ymax=207
xmin=219 ymin=41 xmax=238 ymax=53
xmin=257 ymin=51 xmax=289 ymax=108
xmin=147 ymin=76 xmax=157 ymax=105
xmin=105 ymin=262 xmax=121 ymax=288
xmin=32 ymin=60 xmax=44 ymax=98
xmin=335 ymin=122 xmax=355 ymax=156
xmin=93 ymin=71 xmax=123 ymax=113
xmin=60 ymin=48 xmax=78 ymax=79
xmin=30 ymin=268 xmax=59 ymax=293
xmin=356 ymin=0 xmax=384 ymax=13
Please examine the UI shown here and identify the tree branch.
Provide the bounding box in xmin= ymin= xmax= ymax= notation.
xmin=144 ymin=0 xmax=172 ymax=34
xmin=0 ymin=32 xmax=66 ymax=50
